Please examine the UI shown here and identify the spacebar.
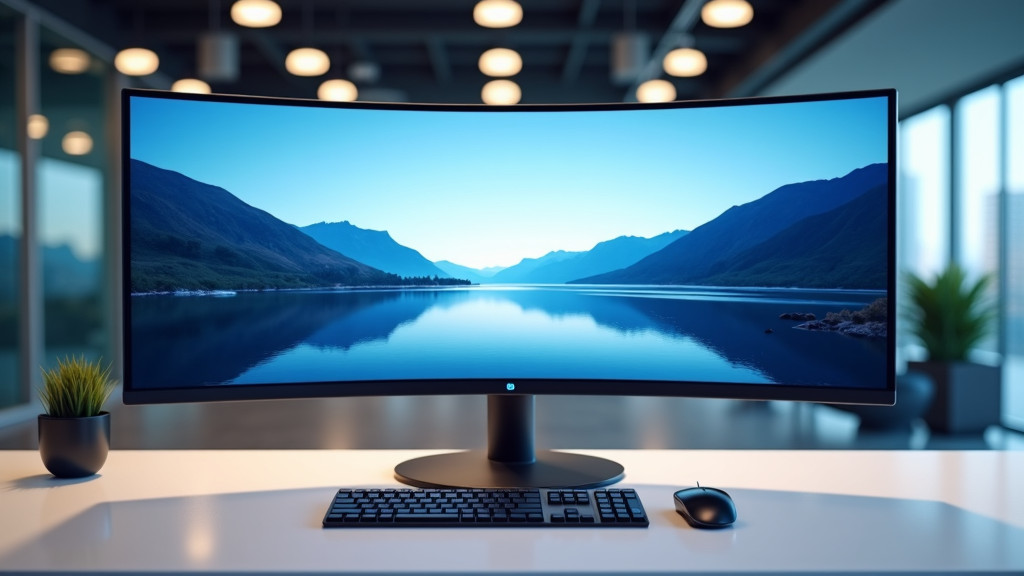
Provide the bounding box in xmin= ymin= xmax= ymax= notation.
xmin=394 ymin=513 xmax=462 ymax=523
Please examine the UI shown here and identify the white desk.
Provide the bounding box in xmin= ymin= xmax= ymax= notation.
xmin=1 ymin=449 xmax=1022 ymax=574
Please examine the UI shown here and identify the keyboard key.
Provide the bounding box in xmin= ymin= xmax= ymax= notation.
xmin=395 ymin=513 xmax=460 ymax=523
xmin=323 ymin=488 xmax=649 ymax=528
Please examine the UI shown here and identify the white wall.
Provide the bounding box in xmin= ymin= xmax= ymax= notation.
xmin=760 ymin=0 xmax=1024 ymax=116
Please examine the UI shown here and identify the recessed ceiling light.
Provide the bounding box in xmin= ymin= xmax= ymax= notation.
xmin=701 ymin=0 xmax=753 ymax=28
xmin=27 ymin=114 xmax=49 ymax=140
xmin=318 ymin=79 xmax=358 ymax=102
xmin=479 ymin=48 xmax=522 ymax=77
xmin=285 ymin=48 xmax=330 ymax=77
xmin=62 ymin=131 xmax=93 ymax=156
xmin=231 ymin=0 xmax=282 ymax=28
xmin=663 ymin=48 xmax=707 ymax=77
xmin=172 ymin=78 xmax=212 ymax=94
xmin=114 ymin=48 xmax=159 ymax=76
xmin=481 ymin=79 xmax=521 ymax=105
xmin=636 ymin=79 xmax=676 ymax=103
xmin=49 ymin=48 xmax=90 ymax=74
xmin=473 ymin=0 xmax=523 ymax=28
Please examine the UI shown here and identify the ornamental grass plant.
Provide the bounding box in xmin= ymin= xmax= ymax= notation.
xmin=904 ymin=263 xmax=995 ymax=363
xmin=39 ymin=356 xmax=117 ymax=418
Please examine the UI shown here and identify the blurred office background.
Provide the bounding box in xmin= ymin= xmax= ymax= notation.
xmin=1 ymin=0 xmax=1022 ymax=449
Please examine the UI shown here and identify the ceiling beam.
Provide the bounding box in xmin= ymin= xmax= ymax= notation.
xmin=710 ymin=0 xmax=839 ymax=98
xmin=348 ymin=38 xmax=374 ymax=62
xmin=427 ymin=36 xmax=452 ymax=84
xmin=561 ymin=0 xmax=601 ymax=85
xmin=719 ymin=0 xmax=888 ymax=98
xmin=142 ymin=28 xmax=747 ymax=48
xmin=242 ymin=29 xmax=306 ymax=91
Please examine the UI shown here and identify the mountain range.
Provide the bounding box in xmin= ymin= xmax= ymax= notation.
xmin=434 ymin=261 xmax=505 ymax=284
xmin=128 ymin=159 xmax=887 ymax=292
xmin=698 ymin=183 xmax=888 ymax=288
xmin=488 ymin=230 xmax=689 ymax=284
xmin=129 ymin=159 xmax=393 ymax=292
xmin=300 ymin=221 xmax=450 ymax=279
xmin=580 ymin=163 xmax=888 ymax=288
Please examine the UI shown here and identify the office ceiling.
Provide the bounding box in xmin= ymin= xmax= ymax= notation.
xmin=30 ymin=0 xmax=888 ymax=104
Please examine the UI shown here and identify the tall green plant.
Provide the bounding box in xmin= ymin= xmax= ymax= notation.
xmin=38 ymin=356 xmax=116 ymax=418
xmin=904 ymin=264 xmax=995 ymax=362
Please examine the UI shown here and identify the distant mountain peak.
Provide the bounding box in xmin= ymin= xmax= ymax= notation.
xmin=308 ymin=220 xmax=396 ymax=241
xmin=487 ymin=229 xmax=688 ymax=284
xmin=300 ymin=221 xmax=447 ymax=279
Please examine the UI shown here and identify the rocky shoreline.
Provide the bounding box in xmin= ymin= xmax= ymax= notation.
xmin=779 ymin=297 xmax=888 ymax=339
xmin=796 ymin=317 xmax=887 ymax=338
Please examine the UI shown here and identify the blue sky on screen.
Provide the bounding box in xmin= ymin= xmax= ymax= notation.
xmin=130 ymin=95 xmax=888 ymax=269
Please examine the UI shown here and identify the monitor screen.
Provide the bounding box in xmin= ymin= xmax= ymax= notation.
xmin=122 ymin=88 xmax=896 ymax=487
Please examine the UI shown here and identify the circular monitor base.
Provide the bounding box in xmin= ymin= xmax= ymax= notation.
xmin=394 ymin=450 xmax=625 ymax=489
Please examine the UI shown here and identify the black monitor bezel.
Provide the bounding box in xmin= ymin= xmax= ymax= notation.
xmin=121 ymin=87 xmax=898 ymax=407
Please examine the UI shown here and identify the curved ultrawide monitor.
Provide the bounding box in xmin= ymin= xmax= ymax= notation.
xmin=122 ymin=89 xmax=896 ymax=408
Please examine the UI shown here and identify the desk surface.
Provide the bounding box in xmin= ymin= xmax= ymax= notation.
xmin=1 ymin=449 xmax=1022 ymax=575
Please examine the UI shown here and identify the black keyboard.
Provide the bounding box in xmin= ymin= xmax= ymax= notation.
xmin=323 ymin=488 xmax=649 ymax=527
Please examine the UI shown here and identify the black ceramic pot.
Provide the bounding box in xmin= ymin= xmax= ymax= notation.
xmin=911 ymin=361 xmax=1002 ymax=434
xmin=38 ymin=412 xmax=110 ymax=478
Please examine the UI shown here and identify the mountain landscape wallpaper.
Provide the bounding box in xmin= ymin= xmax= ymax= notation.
xmin=128 ymin=93 xmax=891 ymax=391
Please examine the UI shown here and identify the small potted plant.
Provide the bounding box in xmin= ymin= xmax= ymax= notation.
xmin=37 ymin=355 xmax=117 ymax=478
xmin=905 ymin=263 xmax=1001 ymax=434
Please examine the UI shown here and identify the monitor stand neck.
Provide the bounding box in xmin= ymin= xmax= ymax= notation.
xmin=487 ymin=394 xmax=535 ymax=464
xmin=393 ymin=394 xmax=625 ymax=489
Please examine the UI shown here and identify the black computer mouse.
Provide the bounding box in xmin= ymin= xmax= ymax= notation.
xmin=673 ymin=485 xmax=737 ymax=528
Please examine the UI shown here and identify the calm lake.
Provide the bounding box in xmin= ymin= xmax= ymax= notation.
xmin=130 ymin=285 xmax=887 ymax=390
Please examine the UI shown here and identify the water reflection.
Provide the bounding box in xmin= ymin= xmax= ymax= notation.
xmin=131 ymin=286 xmax=885 ymax=389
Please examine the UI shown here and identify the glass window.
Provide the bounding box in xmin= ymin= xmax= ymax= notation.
xmin=955 ymin=86 xmax=1001 ymax=355
xmin=898 ymin=106 xmax=951 ymax=359
xmin=0 ymin=7 xmax=21 ymax=409
xmin=955 ymin=86 xmax=1001 ymax=278
xmin=1004 ymin=75 xmax=1024 ymax=429
xmin=38 ymin=29 xmax=107 ymax=367
xmin=899 ymin=106 xmax=951 ymax=280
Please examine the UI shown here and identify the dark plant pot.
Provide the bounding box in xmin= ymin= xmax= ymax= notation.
xmin=827 ymin=371 xmax=934 ymax=430
xmin=38 ymin=412 xmax=110 ymax=478
xmin=911 ymin=361 xmax=1002 ymax=434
